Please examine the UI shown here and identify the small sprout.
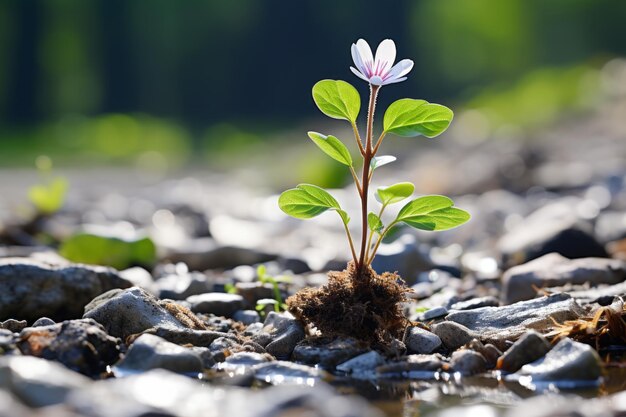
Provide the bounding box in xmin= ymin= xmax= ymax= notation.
xmin=28 ymin=156 xmax=68 ymax=215
xmin=279 ymin=38 xmax=470 ymax=276
xmin=224 ymin=283 xmax=238 ymax=295
xmin=256 ymin=265 xmax=289 ymax=313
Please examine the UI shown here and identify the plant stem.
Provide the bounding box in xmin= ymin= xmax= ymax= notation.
xmin=357 ymin=84 xmax=379 ymax=276
xmin=364 ymin=204 xmax=387 ymax=264
xmin=351 ymin=123 xmax=366 ymax=156
xmin=342 ymin=220 xmax=358 ymax=265
xmin=349 ymin=166 xmax=363 ymax=196
xmin=367 ymin=221 xmax=396 ymax=266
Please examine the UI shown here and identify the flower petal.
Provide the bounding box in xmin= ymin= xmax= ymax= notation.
xmin=370 ymin=75 xmax=384 ymax=86
xmin=385 ymin=59 xmax=414 ymax=81
xmin=381 ymin=76 xmax=407 ymax=85
xmin=355 ymin=39 xmax=374 ymax=76
xmin=350 ymin=66 xmax=371 ymax=83
xmin=351 ymin=44 xmax=367 ymax=75
xmin=374 ymin=39 xmax=396 ymax=74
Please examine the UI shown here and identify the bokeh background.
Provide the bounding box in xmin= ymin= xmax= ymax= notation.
xmin=1 ymin=0 xmax=626 ymax=187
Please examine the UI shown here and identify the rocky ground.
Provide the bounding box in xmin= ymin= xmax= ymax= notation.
xmin=1 ymin=70 xmax=626 ymax=416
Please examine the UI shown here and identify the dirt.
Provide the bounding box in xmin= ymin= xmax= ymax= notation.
xmin=287 ymin=262 xmax=411 ymax=347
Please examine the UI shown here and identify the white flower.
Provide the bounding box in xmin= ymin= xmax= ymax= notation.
xmin=350 ymin=39 xmax=414 ymax=86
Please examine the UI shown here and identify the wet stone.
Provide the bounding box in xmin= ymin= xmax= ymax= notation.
xmin=467 ymin=340 xmax=502 ymax=369
xmin=156 ymin=272 xmax=213 ymax=300
xmin=113 ymin=333 xmax=203 ymax=375
xmin=17 ymin=318 xmax=120 ymax=377
xmin=292 ymin=337 xmax=368 ymax=368
xmin=377 ymin=354 xmax=445 ymax=378
xmin=431 ymin=321 xmax=475 ymax=351
xmin=218 ymin=351 xmax=271 ymax=372
xmin=449 ymin=349 xmax=487 ymax=376
xmin=404 ymin=327 xmax=442 ymax=354
xmin=336 ymin=351 xmax=385 ymax=379
xmin=208 ymin=337 xmax=241 ymax=363
xmin=186 ymin=292 xmax=245 ymax=318
xmin=498 ymin=330 xmax=552 ymax=373
xmin=445 ymin=293 xmax=584 ymax=349
xmin=514 ymin=338 xmax=602 ymax=387
xmin=0 ymin=257 xmax=132 ymax=322
xmin=502 ymin=253 xmax=626 ymax=303
xmin=0 ymin=355 xmax=90 ymax=407
xmin=252 ymin=361 xmax=325 ymax=385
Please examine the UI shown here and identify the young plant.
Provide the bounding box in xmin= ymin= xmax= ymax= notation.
xmin=255 ymin=264 xmax=289 ymax=313
xmin=28 ymin=156 xmax=68 ymax=216
xmin=279 ymin=39 xmax=470 ymax=279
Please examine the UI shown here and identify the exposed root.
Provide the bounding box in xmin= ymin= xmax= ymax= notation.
xmin=286 ymin=262 xmax=411 ymax=347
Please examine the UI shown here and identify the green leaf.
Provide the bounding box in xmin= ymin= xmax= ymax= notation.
xmin=383 ymin=99 xmax=453 ymax=138
xmin=395 ymin=195 xmax=470 ymax=231
xmin=368 ymin=212 xmax=384 ymax=234
xmin=59 ymin=232 xmax=157 ymax=270
xmin=376 ymin=182 xmax=415 ymax=206
xmin=278 ymin=184 xmax=343 ymax=220
xmin=312 ymin=80 xmax=360 ymax=123
xmin=337 ymin=209 xmax=350 ymax=225
xmin=307 ymin=132 xmax=352 ymax=166
xmin=370 ymin=155 xmax=396 ymax=171
xmin=28 ymin=176 xmax=68 ymax=215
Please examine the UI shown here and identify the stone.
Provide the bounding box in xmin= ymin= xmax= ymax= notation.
xmin=568 ymin=280 xmax=626 ymax=305
xmin=377 ymin=354 xmax=445 ymax=377
xmin=449 ymin=349 xmax=487 ymax=376
xmin=156 ymin=271 xmax=213 ymax=300
xmin=233 ymin=310 xmax=261 ymax=325
xmin=445 ymin=293 xmax=584 ymax=349
xmin=502 ymin=253 xmax=626 ymax=303
xmin=165 ymin=237 xmax=276 ymax=271
xmin=83 ymin=287 xmax=197 ymax=340
xmin=371 ymin=234 xmax=434 ymax=284
xmin=118 ymin=267 xmax=155 ymax=293
xmin=208 ymin=337 xmax=241 ymax=363
xmin=292 ymin=337 xmax=368 ymax=368
xmin=431 ymin=322 xmax=475 ymax=351
xmin=0 ymin=319 xmax=26 ymax=333
xmin=148 ymin=327 xmax=236 ymax=347
xmin=186 ymin=292 xmax=245 ymax=318
xmin=17 ymin=319 xmax=120 ymax=377
xmin=450 ymin=296 xmax=500 ymax=310
xmin=467 ymin=339 xmax=502 ymax=369
xmin=252 ymin=361 xmax=325 ymax=385
xmin=497 ymin=330 xmax=551 ymax=373
xmin=0 ymin=257 xmax=132 ymax=322
xmin=113 ymin=333 xmax=203 ymax=375
xmin=498 ymin=202 xmax=607 ymax=267
xmin=31 ymin=317 xmax=55 ymax=327
xmin=0 ymin=391 xmax=30 ymax=417
xmin=514 ymin=338 xmax=602 ymax=386
xmin=404 ymin=327 xmax=442 ymax=354
xmin=336 ymin=351 xmax=385 ymax=379
xmin=254 ymin=312 xmax=304 ymax=360
xmin=0 ymin=355 xmax=90 ymax=407
xmin=218 ymin=352 xmax=271 ymax=372
xmin=419 ymin=306 xmax=449 ymax=321
xmin=235 ymin=282 xmax=276 ymax=306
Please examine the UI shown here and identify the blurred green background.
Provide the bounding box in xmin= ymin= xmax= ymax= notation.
xmin=1 ymin=0 xmax=625 ymax=175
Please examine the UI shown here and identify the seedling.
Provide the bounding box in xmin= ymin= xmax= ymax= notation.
xmin=278 ymin=39 xmax=470 ymax=344
xmin=28 ymin=156 xmax=68 ymax=215
xmin=255 ymin=265 xmax=289 ymax=313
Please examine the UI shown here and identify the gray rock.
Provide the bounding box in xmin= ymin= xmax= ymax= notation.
xmin=235 ymin=282 xmax=276 ymax=306
xmin=498 ymin=330 xmax=551 ymax=373
xmin=0 ymin=257 xmax=132 ymax=322
xmin=292 ymin=337 xmax=368 ymax=368
xmin=252 ymin=361 xmax=325 ymax=385
xmin=31 ymin=317 xmax=55 ymax=327
xmin=208 ymin=336 xmax=241 ymax=362
xmin=254 ymin=312 xmax=304 ymax=360
xmin=515 ymin=338 xmax=602 ymax=386
xmin=0 ymin=355 xmax=90 ymax=407
xmin=157 ymin=272 xmax=213 ymax=300
xmin=498 ymin=201 xmax=607 ymax=267
xmin=371 ymin=234 xmax=434 ymax=284
xmin=445 ymin=293 xmax=584 ymax=349
xmin=0 ymin=319 xmax=26 ymax=333
xmin=377 ymin=354 xmax=445 ymax=378
xmin=233 ymin=310 xmax=261 ymax=325
xmin=119 ymin=267 xmax=155 ymax=293
xmin=17 ymin=318 xmax=120 ymax=377
xmin=0 ymin=330 xmax=16 ymax=354
xmin=165 ymin=237 xmax=276 ymax=271
xmin=502 ymin=253 xmax=626 ymax=303
xmin=186 ymin=292 xmax=245 ymax=317
xmin=431 ymin=322 xmax=475 ymax=351
xmin=449 ymin=349 xmax=487 ymax=376
xmin=336 ymin=351 xmax=385 ymax=379
xmin=113 ymin=333 xmax=203 ymax=375
xmin=419 ymin=306 xmax=449 ymax=321
xmin=218 ymin=352 xmax=271 ymax=372
xmin=0 ymin=391 xmax=31 ymax=417
xmin=564 ymin=280 xmax=626 ymax=305
xmin=148 ymin=327 xmax=236 ymax=347
xmin=467 ymin=339 xmax=502 ymax=369
xmin=83 ymin=287 xmax=192 ymax=340
xmin=450 ymin=296 xmax=500 ymax=310
xmin=405 ymin=327 xmax=442 ymax=354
